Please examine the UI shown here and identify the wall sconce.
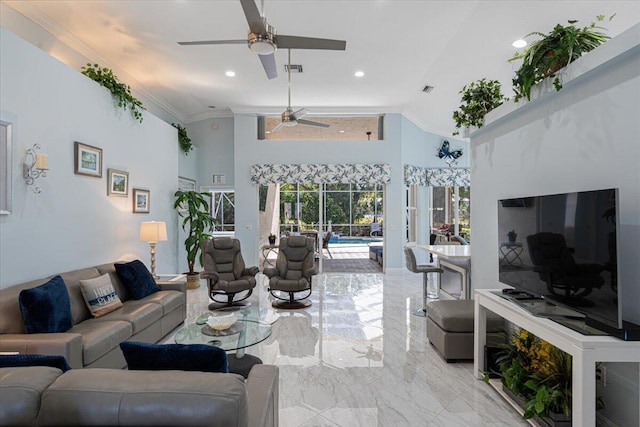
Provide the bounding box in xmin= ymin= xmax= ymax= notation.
xmin=23 ymin=144 xmax=48 ymax=193
xmin=139 ymin=221 xmax=167 ymax=279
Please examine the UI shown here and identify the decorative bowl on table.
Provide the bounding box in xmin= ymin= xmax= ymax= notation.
xmin=206 ymin=313 xmax=237 ymax=331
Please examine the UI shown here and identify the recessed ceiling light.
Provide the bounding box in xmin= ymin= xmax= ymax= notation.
xmin=339 ymin=130 xmax=345 ymax=133
xmin=354 ymin=71 xmax=365 ymax=77
xmin=512 ymin=39 xmax=527 ymax=48
xmin=225 ymin=71 xmax=236 ymax=77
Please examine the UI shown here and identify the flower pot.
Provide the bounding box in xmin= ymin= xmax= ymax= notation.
xmin=502 ymin=385 xmax=571 ymax=427
xmin=268 ymin=236 xmax=276 ymax=245
xmin=186 ymin=273 xmax=200 ymax=289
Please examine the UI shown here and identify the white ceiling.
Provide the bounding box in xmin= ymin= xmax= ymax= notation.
xmin=4 ymin=1 xmax=639 ymax=135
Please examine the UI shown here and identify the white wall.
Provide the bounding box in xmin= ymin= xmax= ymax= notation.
xmin=0 ymin=28 xmax=180 ymax=287
xmin=186 ymin=117 xmax=235 ymax=189
xmin=471 ymin=26 xmax=639 ymax=427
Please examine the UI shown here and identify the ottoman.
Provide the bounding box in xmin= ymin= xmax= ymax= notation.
xmin=427 ymin=299 xmax=504 ymax=362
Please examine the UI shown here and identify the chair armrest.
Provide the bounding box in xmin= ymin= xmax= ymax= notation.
xmin=156 ymin=281 xmax=186 ymax=293
xmin=246 ymin=365 xmax=279 ymax=427
xmin=303 ymin=268 xmax=318 ymax=279
xmin=263 ymin=268 xmax=279 ymax=278
xmin=243 ymin=266 xmax=260 ymax=277
xmin=200 ymin=271 xmax=219 ymax=283
xmin=0 ymin=333 xmax=83 ymax=369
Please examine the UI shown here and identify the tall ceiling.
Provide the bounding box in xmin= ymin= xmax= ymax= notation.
xmin=3 ymin=1 xmax=639 ymax=135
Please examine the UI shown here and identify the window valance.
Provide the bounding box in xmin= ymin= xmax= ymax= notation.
xmin=404 ymin=165 xmax=470 ymax=187
xmin=251 ymin=164 xmax=391 ymax=185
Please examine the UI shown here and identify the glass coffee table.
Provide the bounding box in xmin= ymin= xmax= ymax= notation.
xmin=175 ymin=310 xmax=272 ymax=359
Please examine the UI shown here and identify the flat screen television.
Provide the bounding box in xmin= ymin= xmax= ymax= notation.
xmin=497 ymin=188 xmax=640 ymax=340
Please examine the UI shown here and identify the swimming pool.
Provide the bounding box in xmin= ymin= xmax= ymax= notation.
xmin=328 ymin=237 xmax=383 ymax=245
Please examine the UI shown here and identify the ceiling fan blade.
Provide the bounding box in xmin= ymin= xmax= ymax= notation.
xmin=240 ymin=0 xmax=266 ymax=34
xmin=258 ymin=53 xmax=278 ymax=79
xmin=271 ymin=122 xmax=285 ymax=132
xmin=291 ymin=108 xmax=309 ymax=120
xmin=177 ymin=40 xmax=247 ymax=46
xmin=297 ymin=119 xmax=330 ymax=128
xmin=277 ymin=35 xmax=346 ymax=50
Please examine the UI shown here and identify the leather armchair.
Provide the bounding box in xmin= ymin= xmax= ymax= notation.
xmin=201 ymin=237 xmax=259 ymax=310
xmin=264 ymin=236 xmax=317 ymax=309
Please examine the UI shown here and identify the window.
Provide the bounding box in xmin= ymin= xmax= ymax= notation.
xmin=430 ymin=186 xmax=470 ymax=242
xmin=210 ymin=190 xmax=235 ymax=232
xmin=258 ymin=115 xmax=384 ymax=141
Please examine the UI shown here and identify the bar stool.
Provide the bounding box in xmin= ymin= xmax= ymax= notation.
xmin=404 ymin=246 xmax=443 ymax=317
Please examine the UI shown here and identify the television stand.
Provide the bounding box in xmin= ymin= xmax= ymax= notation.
xmin=474 ymin=289 xmax=640 ymax=427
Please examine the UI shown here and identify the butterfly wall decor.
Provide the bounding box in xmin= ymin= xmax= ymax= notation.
xmin=437 ymin=140 xmax=464 ymax=166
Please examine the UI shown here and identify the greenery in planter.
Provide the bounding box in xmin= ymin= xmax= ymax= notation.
xmin=174 ymin=190 xmax=215 ymax=275
xmin=509 ymin=15 xmax=613 ymax=102
xmin=486 ymin=328 xmax=604 ymax=422
xmin=452 ymin=78 xmax=508 ymax=135
xmin=81 ymin=63 xmax=144 ymax=123
xmin=172 ymin=123 xmax=194 ymax=154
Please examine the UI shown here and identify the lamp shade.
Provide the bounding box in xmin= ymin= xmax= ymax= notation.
xmin=139 ymin=221 xmax=167 ymax=242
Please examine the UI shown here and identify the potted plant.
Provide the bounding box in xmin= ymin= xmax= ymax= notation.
xmin=508 ymin=230 xmax=517 ymax=243
xmin=174 ymin=190 xmax=214 ymax=289
xmin=509 ymin=15 xmax=613 ymax=102
xmin=268 ymin=233 xmax=277 ymax=245
xmin=452 ymin=78 xmax=508 ymax=136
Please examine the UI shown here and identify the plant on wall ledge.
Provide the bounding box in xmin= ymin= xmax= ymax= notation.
xmin=172 ymin=123 xmax=193 ymax=154
xmin=509 ymin=15 xmax=613 ymax=102
xmin=81 ymin=63 xmax=145 ymax=123
xmin=452 ymin=78 xmax=508 ymax=135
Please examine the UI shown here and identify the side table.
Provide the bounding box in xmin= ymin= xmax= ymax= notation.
xmin=499 ymin=242 xmax=523 ymax=268
xmin=261 ymin=244 xmax=278 ymax=268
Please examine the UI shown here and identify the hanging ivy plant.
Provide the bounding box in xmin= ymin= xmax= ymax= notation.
xmin=172 ymin=123 xmax=193 ymax=154
xmin=81 ymin=63 xmax=144 ymax=123
xmin=452 ymin=78 xmax=508 ymax=135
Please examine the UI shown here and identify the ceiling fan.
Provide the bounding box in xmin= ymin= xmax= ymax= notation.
xmin=271 ymin=50 xmax=329 ymax=133
xmin=177 ymin=0 xmax=346 ymax=79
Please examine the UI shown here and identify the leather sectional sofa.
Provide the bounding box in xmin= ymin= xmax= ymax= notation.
xmin=0 ymin=364 xmax=279 ymax=426
xmin=0 ymin=262 xmax=187 ymax=369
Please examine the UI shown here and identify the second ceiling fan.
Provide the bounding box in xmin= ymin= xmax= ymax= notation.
xmin=272 ymin=50 xmax=329 ymax=133
xmin=177 ymin=0 xmax=346 ymax=79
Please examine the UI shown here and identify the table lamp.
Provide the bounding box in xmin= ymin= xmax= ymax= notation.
xmin=139 ymin=221 xmax=167 ymax=279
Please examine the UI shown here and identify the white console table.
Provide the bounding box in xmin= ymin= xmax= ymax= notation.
xmin=473 ymin=289 xmax=640 ymax=427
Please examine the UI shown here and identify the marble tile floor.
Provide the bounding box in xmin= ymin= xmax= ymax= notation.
xmin=164 ymin=271 xmax=528 ymax=427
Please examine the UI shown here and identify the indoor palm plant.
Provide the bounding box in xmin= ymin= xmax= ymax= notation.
xmin=452 ymin=78 xmax=508 ymax=136
xmin=509 ymin=15 xmax=613 ymax=101
xmin=174 ymin=190 xmax=214 ymax=288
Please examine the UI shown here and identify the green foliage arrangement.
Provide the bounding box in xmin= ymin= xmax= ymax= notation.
xmin=486 ymin=328 xmax=603 ymax=422
xmin=81 ymin=63 xmax=144 ymax=123
xmin=509 ymin=15 xmax=613 ymax=102
xmin=174 ymin=190 xmax=215 ymax=274
xmin=172 ymin=123 xmax=193 ymax=155
xmin=452 ymin=78 xmax=508 ymax=136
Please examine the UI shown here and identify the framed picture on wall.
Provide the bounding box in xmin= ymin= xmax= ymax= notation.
xmin=107 ymin=169 xmax=129 ymax=197
xmin=132 ymin=188 xmax=150 ymax=213
xmin=178 ymin=176 xmax=196 ymax=191
xmin=74 ymin=141 xmax=103 ymax=177
xmin=1 ymin=120 xmax=12 ymax=215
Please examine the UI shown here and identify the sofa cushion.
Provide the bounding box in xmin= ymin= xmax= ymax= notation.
xmin=0 ymin=354 xmax=71 ymax=372
xmin=115 ymin=260 xmax=160 ymax=300
xmin=0 ymin=367 xmax=63 ymax=426
xmin=59 ymin=267 xmax=102 ymax=324
xmin=69 ymin=320 xmax=133 ymax=365
xmin=96 ymin=302 xmax=163 ymax=334
xmin=79 ymin=273 xmax=123 ymax=318
xmin=120 ymin=341 xmax=228 ymax=373
xmin=96 ymin=263 xmax=132 ymax=301
xmin=19 ymin=276 xmax=73 ymax=334
xmin=127 ymin=290 xmax=183 ymax=315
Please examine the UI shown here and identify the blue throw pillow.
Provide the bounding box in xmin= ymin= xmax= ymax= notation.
xmin=0 ymin=354 xmax=71 ymax=372
xmin=114 ymin=260 xmax=160 ymax=300
xmin=120 ymin=341 xmax=228 ymax=374
xmin=19 ymin=276 xmax=73 ymax=334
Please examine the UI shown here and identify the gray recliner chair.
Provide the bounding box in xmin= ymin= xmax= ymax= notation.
xmin=201 ymin=237 xmax=259 ymax=310
xmin=264 ymin=236 xmax=318 ymax=309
